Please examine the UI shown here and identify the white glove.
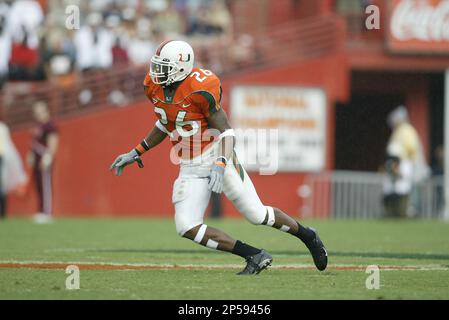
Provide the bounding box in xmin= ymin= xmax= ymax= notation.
xmin=208 ymin=159 xmax=226 ymax=193
xmin=110 ymin=149 xmax=144 ymax=176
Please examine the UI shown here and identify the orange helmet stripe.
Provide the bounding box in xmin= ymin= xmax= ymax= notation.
xmin=156 ymin=40 xmax=174 ymax=56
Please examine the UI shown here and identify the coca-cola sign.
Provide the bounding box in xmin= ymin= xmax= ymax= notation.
xmin=387 ymin=0 xmax=449 ymax=54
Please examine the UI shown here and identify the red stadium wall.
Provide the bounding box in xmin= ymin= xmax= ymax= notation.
xmin=8 ymin=55 xmax=347 ymax=218
xmin=8 ymin=103 xmax=178 ymax=217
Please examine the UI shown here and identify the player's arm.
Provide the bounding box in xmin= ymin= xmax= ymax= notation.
xmin=109 ymin=126 xmax=167 ymax=177
xmin=206 ymin=108 xmax=236 ymax=193
xmin=143 ymin=125 xmax=168 ymax=150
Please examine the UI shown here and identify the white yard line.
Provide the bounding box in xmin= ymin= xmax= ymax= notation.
xmin=0 ymin=260 xmax=448 ymax=271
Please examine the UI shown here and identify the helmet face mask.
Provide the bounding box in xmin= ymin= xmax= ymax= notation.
xmin=150 ymin=56 xmax=178 ymax=86
xmin=149 ymin=40 xmax=194 ymax=87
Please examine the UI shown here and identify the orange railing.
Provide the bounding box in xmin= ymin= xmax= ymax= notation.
xmin=1 ymin=64 xmax=148 ymax=128
xmin=0 ymin=14 xmax=345 ymax=128
xmin=254 ymin=14 xmax=345 ymax=64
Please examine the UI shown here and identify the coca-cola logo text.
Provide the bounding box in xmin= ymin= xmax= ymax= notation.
xmin=391 ymin=0 xmax=449 ymax=42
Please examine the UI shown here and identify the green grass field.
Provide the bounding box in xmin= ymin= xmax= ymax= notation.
xmin=1 ymin=217 xmax=449 ymax=300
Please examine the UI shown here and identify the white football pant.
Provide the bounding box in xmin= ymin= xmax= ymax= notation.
xmin=173 ymin=145 xmax=274 ymax=236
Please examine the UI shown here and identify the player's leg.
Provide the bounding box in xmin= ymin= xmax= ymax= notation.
xmin=263 ymin=206 xmax=315 ymax=242
xmin=173 ymin=176 xmax=272 ymax=274
xmin=223 ymin=160 xmax=327 ymax=271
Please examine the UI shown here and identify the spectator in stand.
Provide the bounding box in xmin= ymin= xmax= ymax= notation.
xmin=40 ymin=6 xmax=77 ymax=80
xmin=152 ymin=0 xmax=185 ymax=37
xmin=187 ymin=0 xmax=231 ymax=37
xmin=42 ymin=33 xmax=76 ymax=86
xmin=102 ymin=0 xmax=124 ymax=20
xmin=174 ymin=0 xmax=189 ymax=18
xmin=187 ymin=4 xmax=215 ymax=36
xmin=0 ymin=2 xmax=11 ymax=88
xmin=7 ymin=0 xmax=44 ymax=80
xmin=143 ymin=0 xmax=169 ymax=13
xmin=111 ymin=34 xmax=130 ymax=66
xmin=207 ymin=0 xmax=232 ymax=39
xmin=127 ymin=18 xmax=157 ymax=66
xmin=9 ymin=25 xmax=42 ymax=81
xmin=74 ymin=13 xmax=114 ymax=72
xmin=1 ymin=0 xmax=237 ymax=86
xmin=106 ymin=15 xmax=129 ymax=66
xmin=8 ymin=0 xmax=43 ymax=47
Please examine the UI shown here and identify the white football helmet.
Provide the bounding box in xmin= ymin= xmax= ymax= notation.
xmin=150 ymin=40 xmax=194 ymax=86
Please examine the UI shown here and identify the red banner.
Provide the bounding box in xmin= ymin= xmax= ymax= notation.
xmin=387 ymin=0 xmax=449 ymax=54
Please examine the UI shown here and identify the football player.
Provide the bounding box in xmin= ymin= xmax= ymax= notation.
xmin=110 ymin=40 xmax=327 ymax=275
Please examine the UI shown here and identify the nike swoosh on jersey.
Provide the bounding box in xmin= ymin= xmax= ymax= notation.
xmin=182 ymin=103 xmax=192 ymax=108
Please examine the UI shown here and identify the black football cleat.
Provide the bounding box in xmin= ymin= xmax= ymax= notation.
xmin=237 ymin=250 xmax=273 ymax=275
xmin=303 ymin=228 xmax=328 ymax=271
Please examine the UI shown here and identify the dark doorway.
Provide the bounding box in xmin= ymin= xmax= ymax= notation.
xmin=335 ymin=94 xmax=405 ymax=171
xmin=429 ymin=73 xmax=444 ymax=169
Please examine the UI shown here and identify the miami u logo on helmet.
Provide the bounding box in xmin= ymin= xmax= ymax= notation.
xmin=178 ymin=54 xmax=191 ymax=62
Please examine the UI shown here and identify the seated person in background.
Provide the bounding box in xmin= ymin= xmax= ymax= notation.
xmin=74 ymin=13 xmax=113 ymax=72
xmin=8 ymin=25 xmax=42 ymax=81
xmin=42 ymin=34 xmax=76 ymax=87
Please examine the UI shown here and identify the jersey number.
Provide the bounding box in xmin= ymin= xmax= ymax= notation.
xmin=190 ymin=69 xmax=212 ymax=83
xmin=155 ymin=107 xmax=199 ymax=138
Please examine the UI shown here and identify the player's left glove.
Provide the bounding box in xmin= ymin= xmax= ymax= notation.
xmin=110 ymin=149 xmax=144 ymax=177
xmin=208 ymin=157 xmax=227 ymax=194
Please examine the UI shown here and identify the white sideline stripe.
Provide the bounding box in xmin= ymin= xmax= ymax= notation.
xmin=1 ymin=260 xmax=448 ymax=271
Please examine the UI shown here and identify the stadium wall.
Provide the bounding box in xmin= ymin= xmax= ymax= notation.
xmin=8 ymin=55 xmax=347 ymax=219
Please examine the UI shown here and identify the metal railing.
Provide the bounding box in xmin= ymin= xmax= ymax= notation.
xmin=300 ymin=171 xmax=445 ymax=219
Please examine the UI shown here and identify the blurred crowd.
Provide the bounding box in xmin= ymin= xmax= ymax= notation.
xmin=0 ymin=0 xmax=254 ymax=90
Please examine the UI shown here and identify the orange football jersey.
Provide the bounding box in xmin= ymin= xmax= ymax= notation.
xmin=143 ymin=68 xmax=222 ymax=160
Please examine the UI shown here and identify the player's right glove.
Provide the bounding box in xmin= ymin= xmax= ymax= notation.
xmin=110 ymin=149 xmax=144 ymax=177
